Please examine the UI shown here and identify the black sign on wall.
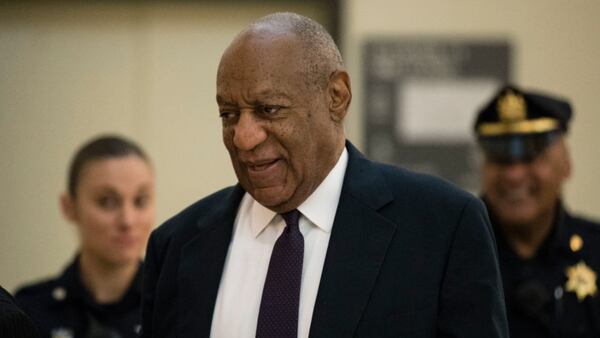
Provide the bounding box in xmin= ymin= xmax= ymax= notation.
xmin=363 ymin=39 xmax=511 ymax=192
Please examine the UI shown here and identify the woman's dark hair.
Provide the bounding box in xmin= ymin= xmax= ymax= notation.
xmin=67 ymin=135 xmax=150 ymax=197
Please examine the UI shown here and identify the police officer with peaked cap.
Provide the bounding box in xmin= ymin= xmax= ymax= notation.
xmin=474 ymin=85 xmax=600 ymax=338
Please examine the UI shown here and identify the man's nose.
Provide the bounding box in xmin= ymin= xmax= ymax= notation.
xmin=501 ymin=161 xmax=529 ymax=181
xmin=233 ymin=112 xmax=267 ymax=151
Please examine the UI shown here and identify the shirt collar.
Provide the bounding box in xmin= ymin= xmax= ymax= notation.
xmin=249 ymin=147 xmax=349 ymax=237
xmin=250 ymin=200 xmax=277 ymax=238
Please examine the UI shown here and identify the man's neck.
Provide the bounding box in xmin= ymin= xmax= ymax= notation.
xmin=499 ymin=210 xmax=555 ymax=259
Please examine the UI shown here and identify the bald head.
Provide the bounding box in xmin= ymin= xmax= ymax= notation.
xmin=222 ymin=12 xmax=344 ymax=90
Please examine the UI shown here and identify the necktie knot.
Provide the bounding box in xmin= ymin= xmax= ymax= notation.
xmin=281 ymin=209 xmax=300 ymax=229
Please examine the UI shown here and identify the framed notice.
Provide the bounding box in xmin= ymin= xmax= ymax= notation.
xmin=363 ymin=39 xmax=511 ymax=192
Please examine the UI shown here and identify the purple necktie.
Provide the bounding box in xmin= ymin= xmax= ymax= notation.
xmin=256 ymin=209 xmax=304 ymax=338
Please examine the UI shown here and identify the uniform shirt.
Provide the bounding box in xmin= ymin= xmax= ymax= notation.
xmin=486 ymin=200 xmax=600 ymax=338
xmin=210 ymin=148 xmax=348 ymax=338
xmin=15 ymin=257 xmax=143 ymax=338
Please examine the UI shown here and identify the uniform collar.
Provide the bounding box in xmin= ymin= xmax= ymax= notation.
xmin=54 ymin=255 xmax=143 ymax=312
xmin=484 ymin=198 xmax=571 ymax=260
xmin=550 ymin=202 xmax=570 ymax=254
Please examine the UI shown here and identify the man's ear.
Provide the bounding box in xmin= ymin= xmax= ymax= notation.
xmin=60 ymin=192 xmax=77 ymax=223
xmin=328 ymin=70 xmax=352 ymax=122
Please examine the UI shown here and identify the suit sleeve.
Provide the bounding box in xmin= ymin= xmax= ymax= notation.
xmin=437 ymin=197 xmax=509 ymax=338
xmin=140 ymin=231 xmax=160 ymax=338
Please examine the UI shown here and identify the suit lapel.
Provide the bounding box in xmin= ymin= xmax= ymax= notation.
xmin=177 ymin=186 xmax=245 ymax=338
xmin=309 ymin=143 xmax=397 ymax=337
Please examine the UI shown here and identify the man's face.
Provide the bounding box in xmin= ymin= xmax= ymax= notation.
xmin=481 ymin=137 xmax=571 ymax=227
xmin=216 ymin=32 xmax=345 ymax=213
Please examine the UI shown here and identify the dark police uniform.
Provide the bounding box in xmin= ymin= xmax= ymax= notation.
xmin=14 ymin=257 xmax=142 ymax=338
xmin=487 ymin=201 xmax=600 ymax=338
xmin=475 ymin=85 xmax=600 ymax=338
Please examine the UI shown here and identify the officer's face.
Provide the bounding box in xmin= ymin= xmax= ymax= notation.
xmin=61 ymin=156 xmax=155 ymax=266
xmin=217 ymin=31 xmax=348 ymax=213
xmin=482 ymin=137 xmax=571 ymax=227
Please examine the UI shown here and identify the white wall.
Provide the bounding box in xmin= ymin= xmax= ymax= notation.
xmin=342 ymin=0 xmax=600 ymax=219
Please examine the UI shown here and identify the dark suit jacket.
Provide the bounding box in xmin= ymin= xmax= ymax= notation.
xmin=141 ymin=142 xmax=508 ymax=338
xmin=1 ymin=285 xmax=39 ymax=338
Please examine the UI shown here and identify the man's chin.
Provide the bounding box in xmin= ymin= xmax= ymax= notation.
xmin=497 ymin=207 xmax=538 ymax=227
xmin=250 ymin=186 xmax=290 ymax=210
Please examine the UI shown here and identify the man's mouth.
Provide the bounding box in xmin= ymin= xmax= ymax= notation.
xmin=498 ymin=186 xmax=534 ymax=202
xmin=247 ymin=159 xmax=279 ymax=172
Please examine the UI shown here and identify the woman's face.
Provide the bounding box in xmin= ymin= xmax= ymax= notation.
xmin=62 ymin=155 xmax=155 ymax=267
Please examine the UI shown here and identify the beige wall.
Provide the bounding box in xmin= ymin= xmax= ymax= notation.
xmin=1 ymin=1 xmax=599 ymax=292
xmin=342 ymin=0 xmax=600 ymax=219
xmin=0 ymin=2 xmax=328 ymax=292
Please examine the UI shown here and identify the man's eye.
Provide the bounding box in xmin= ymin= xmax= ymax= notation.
xmin=219 ymin=111 xmax=234 ymax=119
xmin=258 ymin=105 xmax=281 ymax=115
xmin=219 ymin=111 xmax=239 ymax=124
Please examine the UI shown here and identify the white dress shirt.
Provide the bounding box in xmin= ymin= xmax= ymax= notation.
xmin=210 ymin=148 xmax=348 ymax=338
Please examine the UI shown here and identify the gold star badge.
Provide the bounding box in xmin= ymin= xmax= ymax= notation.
xmin=565 ymin=261 xmax=597 ymax=302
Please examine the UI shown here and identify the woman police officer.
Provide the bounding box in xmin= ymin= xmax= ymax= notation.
xmin=15 ymin=135 xmax=155 ymax=338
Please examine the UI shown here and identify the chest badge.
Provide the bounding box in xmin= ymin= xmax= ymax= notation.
xmin=565 ymin=261 xmax=597 ymax=302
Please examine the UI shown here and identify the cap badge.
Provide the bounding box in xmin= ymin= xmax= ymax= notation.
xmin=497 ymin=90 xmax=526 ymax=122
xmin=565 ymin=261 xmax=597 ymax=302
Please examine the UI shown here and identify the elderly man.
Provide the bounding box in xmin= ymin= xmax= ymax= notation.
xmin=141 ymin=12 xmax=508 ymax=338
xmin=474 ymin=85 xmax=600 ymax=338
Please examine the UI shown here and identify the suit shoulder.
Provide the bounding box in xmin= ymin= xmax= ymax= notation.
xmin=151 ymin=185 xmax=240 ymax=240
xmin=376 ymin=161 xmax=477 ymax=205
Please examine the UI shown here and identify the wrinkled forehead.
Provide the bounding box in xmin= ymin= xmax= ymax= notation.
xmin=219 ymin=30 xmax=301 ymax=72
xmin=217 ymin=32 xmax=308 ymax=95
